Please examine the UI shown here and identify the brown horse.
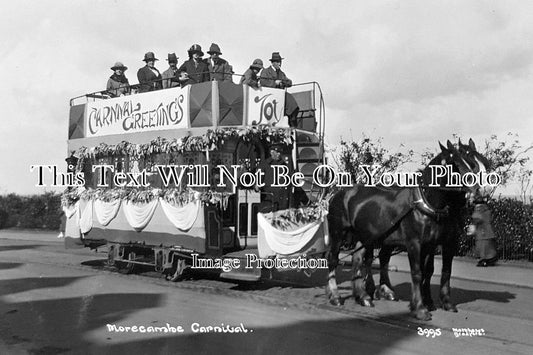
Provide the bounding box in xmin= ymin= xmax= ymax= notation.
xmin=326 ymin=141 xmax=485 ymax=320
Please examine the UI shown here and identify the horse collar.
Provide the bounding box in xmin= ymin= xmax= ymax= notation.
xmin=413 ymin=186 xmax=450 ymax=220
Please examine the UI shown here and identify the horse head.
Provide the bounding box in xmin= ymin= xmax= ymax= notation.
xmin=457 ymin=138 xmax=493 ymax=202
xmin=418 ymin=140 xmax=481 ymax=210
xmin=458 ymin=138 xmax=491 ymax=172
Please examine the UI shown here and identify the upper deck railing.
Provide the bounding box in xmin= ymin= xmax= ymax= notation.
xmin=68 ymin=74 xmax=325 ymax=147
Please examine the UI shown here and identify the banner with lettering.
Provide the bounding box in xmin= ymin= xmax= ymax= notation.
xmin=85 ymin=87 xmax=190 ymax=137
xmin=245 ymin=86 xmax=287 ymax=127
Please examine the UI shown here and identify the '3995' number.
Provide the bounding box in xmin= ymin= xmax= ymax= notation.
xmin=417 ymin=327 xmax=442 ymax=338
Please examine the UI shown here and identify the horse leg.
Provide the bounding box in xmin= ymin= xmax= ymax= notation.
xmin=376 ymin=245 xmax=398 ymax=301
xmin=364 ymin=247 xmax=377 ymax=300
xmin=421 ymin=243 xmax=436 ymax=311
xmin=406 ymin=239 xmax=431 ymax=320
xmin=352 ymin=242 xmax=374 ymax=307
xmin=440 ymin=243 xmax=458 ymax=312
xmin=326 ymin=239 xmax=342 ymax=306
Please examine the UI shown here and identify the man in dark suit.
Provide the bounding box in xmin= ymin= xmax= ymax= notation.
xmin=137 ymin=52 xmax=162 ymax=93
xmin=178 ymin=44 xmax=210 ymax=85
xmin=260 ymin=52 xmax=299 ymax=127
xmin=206 ymin=43 xmax=233 ymax=82
xmin=257 ymin=144 xmax=293 ymax=212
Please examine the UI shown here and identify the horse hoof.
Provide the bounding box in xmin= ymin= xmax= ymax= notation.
xmin=413 ymin=309 xmax=432 ymax=321
xmin=426 ymin=303 xmax=437 ymax=312
xmin=329 ymin=297 xmax=342 ymax=306
xmin=357 ymin=298 xmax=374 ymax=307
xmin=385 ymin=293 xmax=398 ymax=301
xmin=442 ymin=302 xmax=458 ymax=312
xmin=378 ymin=285 xmax=397 ymax=301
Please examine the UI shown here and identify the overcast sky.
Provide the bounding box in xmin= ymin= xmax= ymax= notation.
xmin=1 ymin=0 xmax=532 ymax=195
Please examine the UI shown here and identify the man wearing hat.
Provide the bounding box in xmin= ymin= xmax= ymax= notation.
xmin=137 ymin=52 xmax=162 ymax=93
xmin=162 ymin=53 xmax=181 ymax=89
xmin=260 ymin=52 xmax=292 ymax=89
xmin=206 ymin=43 xmax=234 ymax=82
xmin=240 ymin=59 xmax=263 ymax=88
xmin=257 ymin=143 xmax=293 ymax=212
xmin=260 ymin=52 xmax=300 ymax=127
xmin=178 ymin=44 xmax=210 ymax=85
xmin=106 ymin=62 xmax=130 ymax=97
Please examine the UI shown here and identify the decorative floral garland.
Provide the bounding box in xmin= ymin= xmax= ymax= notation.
xmin=64 ymin=126 xmax=293 ymax=210
xmin=266 ymin=202 xmax=328 ymax=231
xmin=61 ymin=186 xmax=231 ymax=209
xmin=75 ymin=125 xmax=293 ymax=160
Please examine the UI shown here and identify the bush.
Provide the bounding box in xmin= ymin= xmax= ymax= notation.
xmin=456 ymin=198 xmax=533 ymax=261
xmin=0 ymin=192 xmax=63 ymax=230
xmin=0 ymin=208 xmax=8 ymax=229
xmin=489 ymin=198 xmax=533 ymax=260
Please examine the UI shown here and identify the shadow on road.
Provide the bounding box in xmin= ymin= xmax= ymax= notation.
xmin=0 ymin=292 xmax=165 ymax=354
xmin=0 ymin=244 xmax=45 ymax=252
xmin=393 ymin=282 xmax=516 ymax=305
xmin=94 ymin=314 xmax=418 ymax=355
xmin=0 ymin=262 xmax=24 ymax=270
xmin=0 ymin=276 xmax=87 ymax=297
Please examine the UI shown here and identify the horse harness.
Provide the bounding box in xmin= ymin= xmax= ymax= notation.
xmin=345 ymin=186 xmax=451 ymax=258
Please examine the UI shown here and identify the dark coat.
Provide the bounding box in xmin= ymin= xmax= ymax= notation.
xmin=106 ymin=74 xmax=130 ymax=97
xmin=240 ymin=68 xmax=260 ymax=88
xmin=162 ymin=67 xmax=180 ymax=89
xmin=258 ymin=156 xmax=293 ymax=212
xmin=260 ymin=66 xmax=292 ymax=89
xmin=179 ymin=59 xmax=210 ymax=85
xmin=137 ymin=65 xmax=162 ymax=92
xmin=471 ymin=204 xmax=498 ymax=261
xmin=207 ymin=57 xmax=233 ymax=81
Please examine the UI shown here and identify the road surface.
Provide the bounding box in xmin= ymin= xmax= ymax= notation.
xmin=1 ymin=230 xmax=532 ymax=354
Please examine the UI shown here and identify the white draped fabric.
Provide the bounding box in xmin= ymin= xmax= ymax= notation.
xmin=79 ymin=200 xmax=93 ymax=234
xmin=63 ymin=202 xmax=79 ymax=220
xmin=123 ymin=199 xmax=158 ymax=231
xmin=257 ymin=213 xmax=325 ymax=256
xmin=94 ymin=199 xmax=121 ymax=226
xmin=159 ymin=198 xmax=200 ymax=231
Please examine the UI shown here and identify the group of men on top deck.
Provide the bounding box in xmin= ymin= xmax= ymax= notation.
xmin=106 ymin=43 xmax=299 ymax=126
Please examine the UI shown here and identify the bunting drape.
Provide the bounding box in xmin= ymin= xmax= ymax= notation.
xmin=94 ymin=199 xmax=121 ymax=226
xmin=257 ymin=212 xmax=325 ymax=257
xmin=122 ymin=199 xmax=158 ymax=231
xmin=159 ymin=198 xmax=200 ymax=231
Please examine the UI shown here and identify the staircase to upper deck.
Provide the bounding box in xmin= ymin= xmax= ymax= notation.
xmin=294 ymin=130 xmax=323 ymax=202
xmin=290 ymin=86 xmax=325 ymax=203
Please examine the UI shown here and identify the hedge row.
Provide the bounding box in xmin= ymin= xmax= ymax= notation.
xmin=457 ymin=198 xmax=533 ymax=261
xmin=0 ymin=192 xmax=62 ymax=230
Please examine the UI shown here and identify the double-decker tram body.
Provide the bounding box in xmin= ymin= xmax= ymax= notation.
xmin=64 ymin=79 xmax=327 ymax=281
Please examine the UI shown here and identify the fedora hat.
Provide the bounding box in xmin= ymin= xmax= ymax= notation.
xmin=167 ymin=53 xmax=178 ymax=63
xmin=250 ymin=58 xmax=263 ymax=70
xmin=269 ymin=52 xmax=284 ymax=62
xmin=110 ymin=62 xmax=127 ymax=71
xmin=143 ymin=52 xmax=159 ymax=62
xmin=207 ymin=43 xmax=222 ymax=55
xmin=188 ymin=44 xmax=204 ymax=56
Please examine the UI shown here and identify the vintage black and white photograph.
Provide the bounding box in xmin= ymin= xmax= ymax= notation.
xmin=1 ymin=1 xmax=533 ymax=354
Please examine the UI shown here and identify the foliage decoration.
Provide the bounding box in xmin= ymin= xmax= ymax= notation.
xmin=266 ymin=203 xmax=328 ymax=231
xmin=61 ymin=186 xmax=231 ymax=210
xmin=74 ymin=126 xmax=293 ymax=161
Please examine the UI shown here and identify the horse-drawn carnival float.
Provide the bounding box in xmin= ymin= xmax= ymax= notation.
xmin=63 ymin=76 xmax=329 ymax=282
xmin=63 ymin=67 xmax=495 ymax=321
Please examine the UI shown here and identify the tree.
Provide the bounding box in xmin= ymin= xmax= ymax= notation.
xmin=331 ymin=135 xmax=414 ymax=184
